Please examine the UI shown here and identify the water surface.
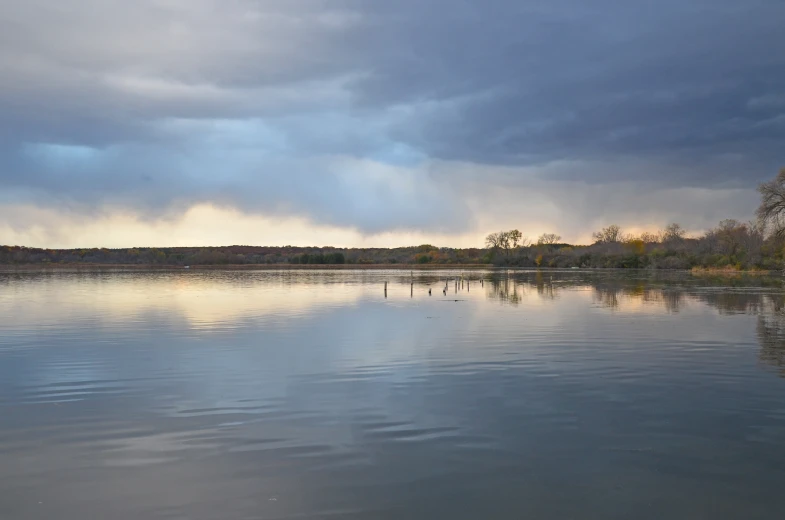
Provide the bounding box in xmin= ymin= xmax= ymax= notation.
xmin=1 ymin=270 xmax=784 ymax=519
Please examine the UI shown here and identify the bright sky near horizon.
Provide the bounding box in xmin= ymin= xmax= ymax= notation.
xmin=1 ymin=0 xmax=783 ymax=248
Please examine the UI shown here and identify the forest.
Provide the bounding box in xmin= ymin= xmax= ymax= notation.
xmin=3 ymin=169 xmax=785 ymax=271
xmin=0 ymin=244 xmax=486 ymax=267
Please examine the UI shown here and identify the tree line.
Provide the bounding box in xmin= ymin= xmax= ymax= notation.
xmin=3 ymin=169 xmax=785 ymax=270
xmin=483 ymin=219 xmax=769 ymax=269
xmin=0 ymin=244 xmax=489 ymax=266
xmin=479 ymin=168 xmax=785 ymax=270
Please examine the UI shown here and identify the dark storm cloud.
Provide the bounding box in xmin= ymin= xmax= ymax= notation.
xmin=367 ymin=0 xmax=785 ymax=181
xmin=0 ymin=0 xmax=783 ymax=234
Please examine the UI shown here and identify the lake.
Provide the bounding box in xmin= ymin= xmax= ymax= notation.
xmin=1 ymin=269 xmax=784 ymax=519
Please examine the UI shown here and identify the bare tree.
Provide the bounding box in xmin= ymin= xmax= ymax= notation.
xmin=639 ymin=231 xmax=661 ymax=243
xmin=592 ymin=225 xmax=622 ymax=244
xmin=662 ymin=223 xmax=686 ymax=243
xmin=715 ymin=219 xmax=743 ymax=256
xmin=701 ymin=219 xmax=763 ymax=262
xmin=742 ymin=220 xmax=765 ymax=265
xmin=486 ymin=230 xmax=528 ymax=261
xmin=537 ymin=233 xmax=562 ymax=245
xmin=507 ymin=229 xmax=523 ymax=249
xmin=757 ymin=168 xmax=785 ymax=237
xmin=485 ymin=232 xmax=505 ymax=251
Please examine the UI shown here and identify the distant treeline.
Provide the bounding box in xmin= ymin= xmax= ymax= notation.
xmin=0 ymin=222 xmax=781 ymax=270
xmin=480 ymin=168 xmax=785 ymax=271
xmin=483 ymin=220 xmax=777 ymax=270
xmin=4 ymin=169 xmax=785 ymax=271
xmin=0 ymin=244 xmax=487 ymax=267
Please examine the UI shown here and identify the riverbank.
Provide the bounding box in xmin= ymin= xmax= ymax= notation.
xmin=1 ymin=264 xmax=780 ymax=276
xmin=0 ymin=263 xmax=494 ymax=272
xmin=690 ymin=266 xmax=773 ymax=276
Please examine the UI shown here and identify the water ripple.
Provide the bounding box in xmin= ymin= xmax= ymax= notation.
xmin=1 ymin=270 xmax=785 ymax=519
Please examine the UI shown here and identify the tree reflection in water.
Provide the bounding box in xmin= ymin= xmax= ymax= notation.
xmin=482 ymin=271 xmax=785 ymax=377
xmin=757 ymin=295 xmax=785 ymax=376
xmin=486 ymin=275 xmax=523 ymax=305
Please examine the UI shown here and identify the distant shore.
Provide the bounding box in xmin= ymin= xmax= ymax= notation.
xmin=690 ymin=266 xmax=773 ymax=276
xmin=2 ymin=264 xmax=779 ymax=277
xmin=1 ymin=263 xmax=780 ymax=276
xmin=0 ymin=263 xmax=494 ymax=272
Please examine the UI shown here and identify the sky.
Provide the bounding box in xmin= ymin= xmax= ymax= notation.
xmin=1 ymin=0 xmax=784 ymax=248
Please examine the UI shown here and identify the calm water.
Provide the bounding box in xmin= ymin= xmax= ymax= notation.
xmin=1 ymin=269 xmax=785 ymax=519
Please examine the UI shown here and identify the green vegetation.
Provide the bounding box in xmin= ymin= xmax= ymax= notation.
xmin=480 ymin=168 xmax=785 ymax=270
xmin=484 ymin=218 xmax=771 ymax=270
xmin=0 ymin=245 xmax=487 ymax=266
xmin=289 ymin=252 xmax=346 ymax=265
xmin=3 ymin=169 xmax=785 ymax=270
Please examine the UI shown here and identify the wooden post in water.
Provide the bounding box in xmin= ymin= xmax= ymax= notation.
xmin=411 ymin=282 xmax=413 ymax=298
xmin=384 ymin=281 xmax=387 ymax=298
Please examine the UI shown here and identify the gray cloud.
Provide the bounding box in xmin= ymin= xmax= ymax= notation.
xmin=1 ymin=0 xmax=784 ymax=237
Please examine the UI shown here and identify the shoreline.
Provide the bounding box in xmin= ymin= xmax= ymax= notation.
xmin=690 ymin=266 xmax=773 ymax=276
xmin=0 ymin=264 xmax=777 ymax=276
xmin=0 ymin=263 xmax=494 ymax=272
